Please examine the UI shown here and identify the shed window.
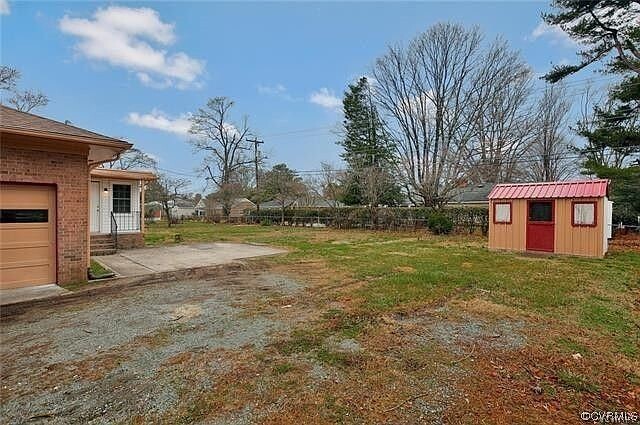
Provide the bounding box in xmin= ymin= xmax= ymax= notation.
xmin=529 ymin=201 xmax=553 ymax=222
xmin=494 ymin=203 xmax=511 ymax=224
xmin=112 ymin=184 xmax=131 ymax=214
xmin=573 ymin=202 xmax=596 ymax=226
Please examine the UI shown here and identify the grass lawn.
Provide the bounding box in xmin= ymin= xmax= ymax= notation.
xmin=144 ymin=221 xmax=640 ymax=423
xmin=89 ymin=259 xmax=112 ymax=278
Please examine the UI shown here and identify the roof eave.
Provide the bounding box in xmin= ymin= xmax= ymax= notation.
xmin=90 ymin=168 xmax=157 ymax=181
xmin=0 ymin=127 xmax=132 ymax=150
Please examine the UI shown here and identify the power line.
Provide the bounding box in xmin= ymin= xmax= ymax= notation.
xmin=288 ymin=144 xmax=640 ymax=176
xmin=154 ymin=166 xmax=201 ymax=178
xmin=261 ymin=126 xmax=337 ymax=137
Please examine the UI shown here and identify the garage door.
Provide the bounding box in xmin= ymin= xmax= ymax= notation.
xmin=0 ymin=184 xmax=56 ymax=289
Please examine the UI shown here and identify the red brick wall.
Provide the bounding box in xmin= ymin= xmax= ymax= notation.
xmin=1 ymin=144 xmax=89 ymax=284
xmin=116 ymin=233 xmax=145 ymax=250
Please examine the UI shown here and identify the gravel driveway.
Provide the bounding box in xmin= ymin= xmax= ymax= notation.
xmin=0 ymin=268 xmax=305 ymax=424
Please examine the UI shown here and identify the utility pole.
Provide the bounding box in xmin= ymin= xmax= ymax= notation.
xmin=246 ymin=137 xmax=264 ymax=190
xmin=246 ymin=137 xmax=264 ymax=211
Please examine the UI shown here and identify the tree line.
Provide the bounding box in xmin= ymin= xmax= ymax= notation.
xmin=167 ymin=0 xmax=638 ymax=225
xmin=3 ymin=0 xmax=636 ymax=226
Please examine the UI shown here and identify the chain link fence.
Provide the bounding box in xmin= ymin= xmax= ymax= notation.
xmin=241 ymin=206 xmax=489 ymax=235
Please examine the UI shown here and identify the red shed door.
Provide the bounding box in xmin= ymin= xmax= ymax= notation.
xmin=526 ymin=200 xmax=555 ymax=252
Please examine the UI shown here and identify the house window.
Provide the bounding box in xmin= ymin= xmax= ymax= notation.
xmin=112 ymin=184 xmax=131 ymax=214
xmin=573 ymin=201 xmax=596 ymax=227
xmin=493 ymin=202 xmax=511 ymax=224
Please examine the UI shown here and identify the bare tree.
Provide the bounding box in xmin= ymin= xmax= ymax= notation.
xmin=262 ymin=164 xmax=305 ymax=225
xmin=373 ymin=23 xmax=482 ymax=206
xmin=0 ymin=66 xmax=20 ymax=91
xmin=527 ymin=84 xmax=577 ymax=181
xmin=359 ymin=166 xmax=394 ymax=227
xmin=106 ymin=148 xmax=158 ymax=170
xmin=0 ymin=65 xmax=49 ymax=112
xmin=465 ymin=39 xmax=535 ymax=183
xmin=306 ymin=162 xmax=344 ymax=209
xmin=189 ymin=97 xmax=252 ymax=216
xmin=146 ymin=174 xmax=190 ymax=227
xmin=8 ymin=89 xmax=49 ymax=112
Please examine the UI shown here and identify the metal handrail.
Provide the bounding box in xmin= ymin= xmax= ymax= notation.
xmin=110 ymin=211 xmax=118 ymax=250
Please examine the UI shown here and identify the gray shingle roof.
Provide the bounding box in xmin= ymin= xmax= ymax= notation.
xmin=449 ymin=184 xmax=494 ymax=203
xmin=0 ymin=105 xmax=129 ymax=145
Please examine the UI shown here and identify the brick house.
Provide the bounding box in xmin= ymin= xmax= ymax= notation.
xmin=0 ymin=106 xmax=153 ymax=289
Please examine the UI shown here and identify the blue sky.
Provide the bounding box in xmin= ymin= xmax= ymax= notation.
xmin=1 ymin=1 xmax=594 ymax=191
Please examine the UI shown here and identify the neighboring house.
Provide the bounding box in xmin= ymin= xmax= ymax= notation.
xmin=171 ymin=198 xmax=197 ymax=219
xmin=90 ymin=168 xmax=156 ymax=252
xmin=206 ymin=197 xmax=256 ymax=219
xmin=195 ymin=199 xmax=206 ymax=217
xmin=145 ymin=201 xmax=163 ymax=222
xmin=446 ymin=184 xmax=494 ymax=207
xmin=488 ymin=179 xmax=613 ymax=258
xmin=144 ymin=198 xmax=199 ymax=221
xmin=0 ymin=105 xmax=155 ymax=289
xmin=259 ymin=196 xmax=343 ymax=210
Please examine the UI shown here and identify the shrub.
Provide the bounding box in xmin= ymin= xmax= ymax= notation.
xmin=246 ymin=206 xmax=488 ymax=233
xmin=427 ymin=212 xmax=453 ymax=235
xmin=260 ymin=218 xmax=272 ymax=226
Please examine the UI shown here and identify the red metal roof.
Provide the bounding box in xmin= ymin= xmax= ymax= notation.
xmin=488 ymin=179 xmax=609 ymax=200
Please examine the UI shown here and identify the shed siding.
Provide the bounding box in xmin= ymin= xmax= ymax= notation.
xmin=488 ymin=199 xmax=526 ymax=251
xmin=489 ymin=197 xmax=605 ymax=257
xmin=554 ymin=198 xmax=604 ymax=258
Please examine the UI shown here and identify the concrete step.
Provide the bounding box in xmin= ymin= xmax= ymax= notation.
xmin=91 ymin=248 xmax=117 ymax=256
xmin=90 ymin=235 xmax=115 ymax=242
xmin=89 ymin=244 xmax=116 ymax=252
xmin=91 ymin=240 xmax=115 ymax=246
xmin=91 ymin=239 xmax=115 ymax=245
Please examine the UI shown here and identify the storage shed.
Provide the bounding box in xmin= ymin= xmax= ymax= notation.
xmin=488 ymin=179 xmax=613 ymax=258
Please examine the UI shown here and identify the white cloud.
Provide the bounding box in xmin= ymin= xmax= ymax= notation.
xmin=59 ymin=6 xmax=204 ymax=89
xmin=258 ymin=84 xmax=286 ymax=95
xmin=126 ymin=109 xmax=241 ymax=140
xmin=0 ymin=0 xmax=9 ymax=15
xmin=126 ymin=109 xmax=192 ymax=136
xmin=309 ymin=88 xmax=341 ymax=110
xmin=258 ymin=83 xmax=298 ymax=101
xmin=529 ymin=22 xmax=579 ymax=48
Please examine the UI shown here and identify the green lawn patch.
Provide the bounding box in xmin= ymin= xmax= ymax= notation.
xmin=557 ymin=369 xmax=600 ymax=393
xmin=90 ymin=259 xmax=112 ymax=278
xmin=273 ymin=362 xmax=295 ymax=375
xmin=145 ymin=222 xmax=640 ymax=361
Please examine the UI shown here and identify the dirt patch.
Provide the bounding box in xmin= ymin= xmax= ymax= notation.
xmin=0 ymin=269 xmax=308 ymax=424
xmin=390 ymin=309 xmax=527 ymax=355
xmin=610 ymin=233 xmax=640 ymax=252
xmin=452 ymin=297 xmax=528 ymax=320
xmin=452 ymin=343 xmax=640 ymax=425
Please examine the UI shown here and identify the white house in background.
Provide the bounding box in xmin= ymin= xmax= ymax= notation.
xmin=145 ymin=198 xmax=204 ymax=221
xmin=90 ymin=168 xmax=156 ymax=251
xmin=195 ymin=199 xmax=206 ymax=217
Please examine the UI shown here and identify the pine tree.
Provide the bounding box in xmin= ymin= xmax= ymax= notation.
xmin=544 ymin=0 xmax=640 ymax=224
xmin=338 ymin=77 xmax=402 ymax=206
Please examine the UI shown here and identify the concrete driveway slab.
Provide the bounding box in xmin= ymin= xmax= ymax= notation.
xmin=93 ymin=242 xmax=286 ymax=277
xmin=0 ymin=284 xmax=69 ymax=306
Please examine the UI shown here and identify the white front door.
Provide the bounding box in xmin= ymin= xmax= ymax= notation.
xmin=90 ymin=181 xmax=101 ymax=233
